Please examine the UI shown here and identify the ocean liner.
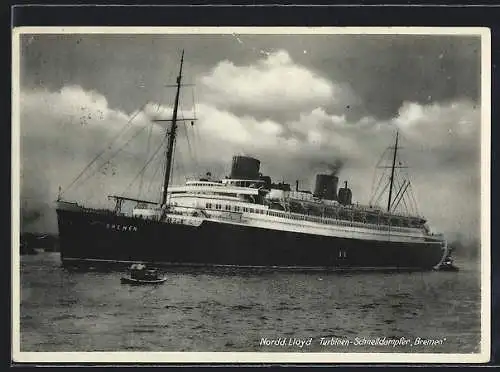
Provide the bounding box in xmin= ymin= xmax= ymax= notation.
xmin=56 ymin=51 xmax=450 ymax=271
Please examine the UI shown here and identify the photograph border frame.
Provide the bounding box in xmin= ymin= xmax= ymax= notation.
xmin=10 ymin=4 xmax=497 ymax=366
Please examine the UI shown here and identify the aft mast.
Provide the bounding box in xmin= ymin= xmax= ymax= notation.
xmin=161 ymin=50 xmax=184 ymax=207
xmin=387 ymin=130 xmax=399 ymax=213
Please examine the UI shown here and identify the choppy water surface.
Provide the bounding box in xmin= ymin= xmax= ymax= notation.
xmin=20 ymin=252 xmax=481 ymax=353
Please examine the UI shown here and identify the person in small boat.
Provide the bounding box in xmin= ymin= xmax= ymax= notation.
xmin=129 ymin=263 xmax=159 ymax=280
xmin=130 ymin=263 xmax=146 ymax=270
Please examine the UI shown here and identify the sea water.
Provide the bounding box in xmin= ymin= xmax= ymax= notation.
xmin=19 ymin=252 xmax=481 ymax=353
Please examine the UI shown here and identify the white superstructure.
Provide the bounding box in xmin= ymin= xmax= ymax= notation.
xmin=130 ymin=177 xmax=442 ymax=245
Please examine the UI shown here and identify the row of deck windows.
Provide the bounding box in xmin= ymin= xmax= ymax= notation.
xmin=205 ymin=202 xmax=420 ymax=232
xmin=175 ymin=190 xmax=238 ymax=197
xmin=206 ymin=203 xmax=264 ymax=214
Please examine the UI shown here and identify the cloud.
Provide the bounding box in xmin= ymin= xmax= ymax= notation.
xmin=198 ymin=50 xmax=359 ymax=120
xmin=394 ymin=100 xmax=480 ymax=165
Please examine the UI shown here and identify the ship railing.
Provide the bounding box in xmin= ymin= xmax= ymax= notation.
xmin=349 ymin=204 xmax=422 ymax=218
xmin=201 ymin=199 xmax=423 ymax=234
xmin=215 ymin=212 xmax=243 ymax=222
xmin=81 ymin=203 xmax=421 ymax=234
xmin=264 ymin=209 xmax=422 ymax=234
xmin=78 ymin=206 xmax=116 ymax=215
xmin=285 ymin=197 xmax=423 ymax=219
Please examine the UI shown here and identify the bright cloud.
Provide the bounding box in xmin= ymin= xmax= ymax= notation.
xmin=198 ymin=50 xmax=357 ymax=115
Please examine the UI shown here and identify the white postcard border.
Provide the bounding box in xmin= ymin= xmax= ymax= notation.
xmin=11 ymin=26 xmax=492 ymax=364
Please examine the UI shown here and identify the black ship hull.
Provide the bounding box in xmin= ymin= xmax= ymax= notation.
xmin=56 ymin=209 xmax=445 ymax=271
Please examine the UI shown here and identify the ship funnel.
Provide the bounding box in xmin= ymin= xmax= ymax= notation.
xmin=313 ymin=174 xmax=339 ymax=200
xmin=230 ymin=156 xmax=261 ymax=180
xmin=338 ymin=181 xmax=352 ymax=205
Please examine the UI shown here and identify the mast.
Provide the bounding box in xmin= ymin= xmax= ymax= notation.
xmin=387 ymin=130 xmax=399 ymax=212
xmin=161 ymin=50 xmax=184 ymax=206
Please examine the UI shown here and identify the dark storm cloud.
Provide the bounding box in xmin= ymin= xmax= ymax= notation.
xmin=300 ymin=34 xmax=481 ymax=120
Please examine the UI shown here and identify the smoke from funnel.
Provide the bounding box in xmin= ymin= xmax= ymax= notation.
xmin=322 ymin=159 xmax=344 ymax=176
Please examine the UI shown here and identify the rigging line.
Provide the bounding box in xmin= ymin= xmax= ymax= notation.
xmin=183 ymin=120 xmax=196 ymax=174
xmin=369 ymin=147 xmax=390 ymax=204
xmin=369 ymin=167 xmax=380 ymax=204
xmin=147 ymin=139 xmax=165 ymax=194
xmin=398 ymin=182 xmax=409 ymax=215
xmin=146 ymin=143 xmax=163 ymax=203
xmin=147 ymin=141 xmax=165 ymax=193
xmin=369 ymin=172 xmax=386 ymax=206
xmin=392 ymin=177 xmax=406 ymax=213
xmin=174 ymin=136 xmax=187 ymax=187
xmin=64 ymin=107 xmax=149 ymax=194
xmin=396 ymin=176 xmax=410 ymax=215
xmin=401 ymin=190 xmax=410 ymax=216
xmin=146 ymin=162 xmax=162 ymax=196
xmin=406 ymin=177 xmax=416 ymax=214
xmin=375 ymin=172 xmax=392 ymax=207
xmin=176 ymin=109 xmax=191 ymax=180
xmin=393 ymin=147 xmax=412 ymax=215
xmin=187 ymin=122 xmax=198 ymax=175
xmin=152 ymin=69 xmax=174 ymax=113
xmin=72 ymin=122 xmax=152 ymax=191
xmin=380 ymin=175 xmax=391 ymax=207
xmin=408 ymin=182 xmax=420 ymax=216
xmin=411 ymin=193 xmax=419 ymax=216
xmin=166 ymin=137 xmax=178 ymax=205
xmin=173 ymin=118 xmax=187 ymax=182
xmin=122 ymin=137 xmax=167 ymax=196
xmin=192 ymin=123 xmax=199 ymax=173
xmin=190 ymin=85 xmax=200 ymax=169
xmin=183 ymin=121 xmax=193 ymax=163
xmin=181 ymin=97 xmax=198 ymax=173
xmin=393 ymin=181 xmax=410 ymax=213
xmin=178 ymin=110 xmax=189 ymax=162
xmin=60 ymin=100 xmax=151 ymax=195
xmin=138 ymin=120 xmax=154 ymax=199
xmin=376 ymin=147 xmax=390 ymax=168
xmin=191 ymin=85 xmax=197 ymax=120
xmin=390 ymin=176 xmax=402 ymax=213
xmin=374 ymin=179 xmax=390 ymax=206
xmin=72 ymin=125 xmax=150 ymax=192
xmin=403 ymin=188 xmax=414 ymax=215
xmin=157 ymin=142 xmax=166 ymax=204
xmin=193 ymin=121 xmax=203 ymax=175
xmin=405 ymin=180 xmax=417 ymax=215
xmin=183 ymin=106 xmax=199 ymax=174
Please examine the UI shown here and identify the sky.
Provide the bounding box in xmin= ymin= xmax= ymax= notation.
xmin=17 ymin=30 xmax=483 ymax=245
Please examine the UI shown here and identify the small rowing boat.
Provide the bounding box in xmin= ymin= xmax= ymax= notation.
xmin=120 ymin=276 xmax=167 ymax=285
xmin=121 ymin=263 xmax=167 ymax=285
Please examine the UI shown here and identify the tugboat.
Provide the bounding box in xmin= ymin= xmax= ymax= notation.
xmin=435 ymin=256 xmax=459 ymax=272
xmin=433 ymin=240 xmax=459 ymax=272
xmin=120 ymin=263 xmax=167 ymax=285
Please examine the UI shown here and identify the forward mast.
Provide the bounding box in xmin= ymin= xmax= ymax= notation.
xmin=160 ymin=50 xmax=184 ymax=207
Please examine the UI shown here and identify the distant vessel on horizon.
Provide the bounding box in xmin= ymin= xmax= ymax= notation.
xmin=55 ymin=51 xmax=450 ymax=271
